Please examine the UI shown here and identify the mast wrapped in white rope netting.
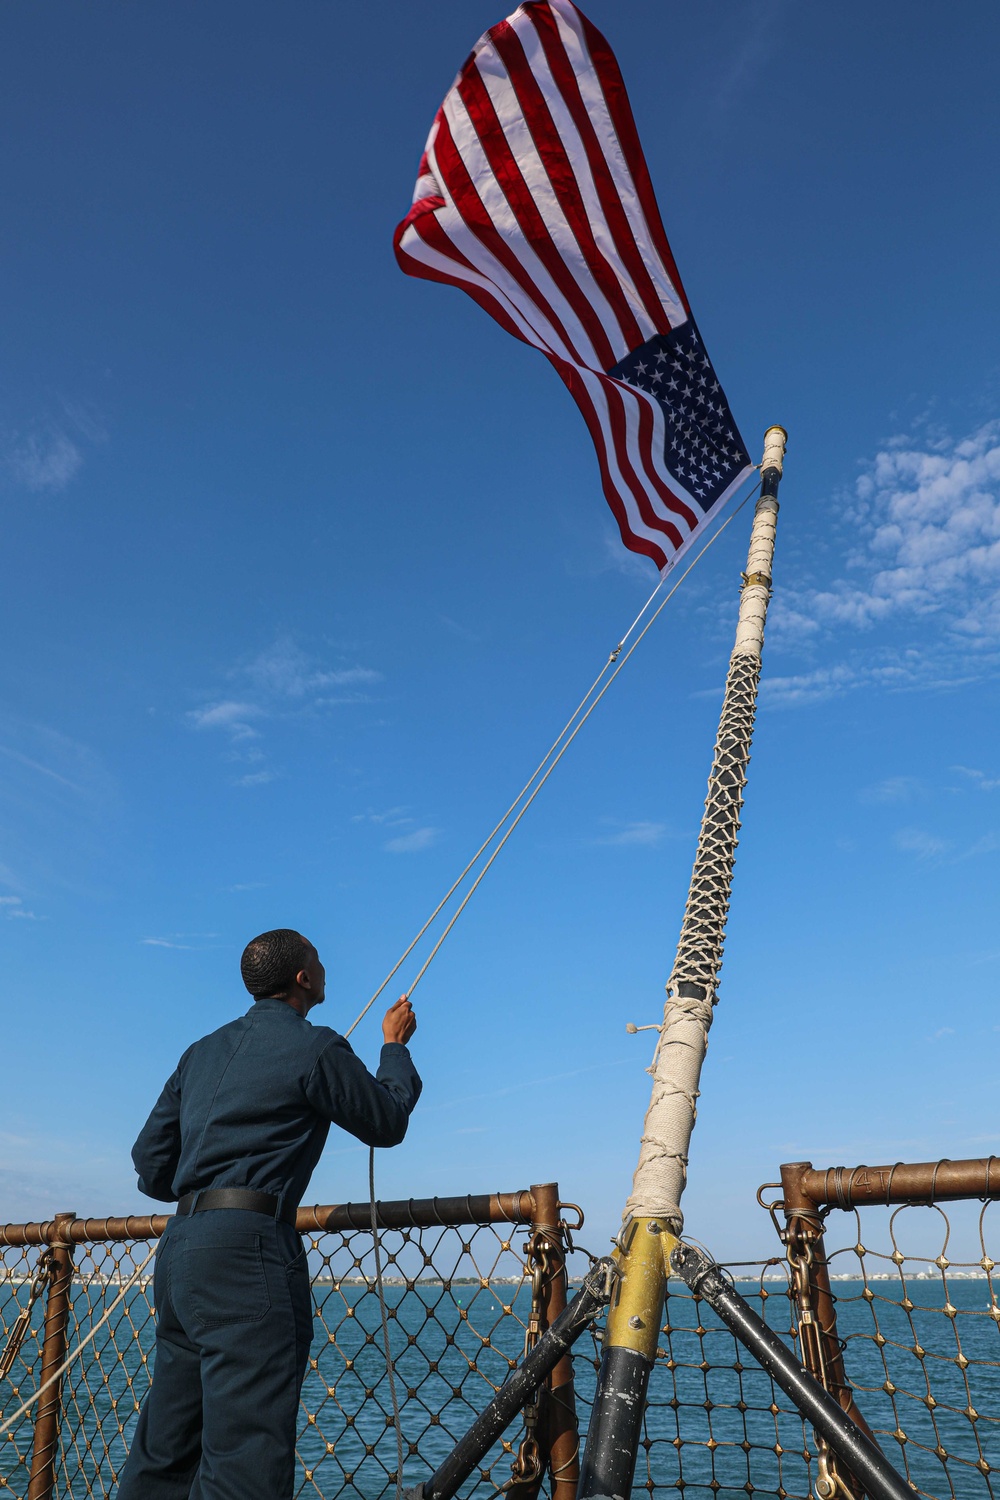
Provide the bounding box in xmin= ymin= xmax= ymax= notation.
xmin=626 ymin=427 xmax=786 ymax=1231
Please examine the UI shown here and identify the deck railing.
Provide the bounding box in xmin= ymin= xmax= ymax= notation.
xmin=1 ymin=1184 xmax=817 ymax=1500
xmin=765 ymin=1154 xmax=1000 ymax=1500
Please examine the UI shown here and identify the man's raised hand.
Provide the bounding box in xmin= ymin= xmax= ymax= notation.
xmin=383 ymin=996 xmax=417 ymax=1046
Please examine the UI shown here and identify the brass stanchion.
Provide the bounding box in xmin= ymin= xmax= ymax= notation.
xmin=27 ymin=1211 xmax=76 ymax=1500
xmin=528 ymin=1183 xmax=581 ymax=1500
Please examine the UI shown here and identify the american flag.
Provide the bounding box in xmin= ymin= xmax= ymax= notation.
xmin=394 ymin=0 xmax=753 ymax=575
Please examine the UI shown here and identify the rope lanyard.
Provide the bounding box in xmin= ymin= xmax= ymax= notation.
xmin=345 ymin=477 xmax=760 ymax=1038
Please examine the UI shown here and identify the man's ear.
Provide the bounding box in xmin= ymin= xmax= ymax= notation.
xmin=296 ymin=968 xmax=312 ymax=990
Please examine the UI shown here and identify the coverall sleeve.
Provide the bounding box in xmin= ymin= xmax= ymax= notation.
xmin=132 ymin=1069 xmax=183 ymax=1202
xmin=304 ymin=1035 xmax=422 ymax=1147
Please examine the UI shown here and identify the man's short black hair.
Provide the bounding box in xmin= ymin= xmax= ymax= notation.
xmin=240 ymin=929 xmax=314 ymax=998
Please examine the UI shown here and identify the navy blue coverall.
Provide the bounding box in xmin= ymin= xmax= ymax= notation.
xmin=116 ymin=997 xmax=422 ymax=1500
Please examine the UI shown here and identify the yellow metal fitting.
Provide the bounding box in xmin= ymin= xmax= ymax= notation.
xmin=604 ymin=1218 xmax=679 ymax=1360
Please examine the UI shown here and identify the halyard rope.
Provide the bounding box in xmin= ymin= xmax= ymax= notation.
xmin=0 ymin=1242 xmax=158 ymax=1437
xmin=342 ymin=561 xmax=672 ymax=1038
xmin=345 ymin=478 xmax=760 ymax=1037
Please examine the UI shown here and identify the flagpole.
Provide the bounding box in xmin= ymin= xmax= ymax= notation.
xmin=578 ymin=425 xmax=787 ymax=1500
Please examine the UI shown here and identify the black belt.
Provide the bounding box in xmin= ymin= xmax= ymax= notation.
xmin=175 ymin=1189 xmax=297 ymax=1226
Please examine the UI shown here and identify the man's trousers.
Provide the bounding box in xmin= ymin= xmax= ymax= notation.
xmin=115 ymin=1208 xmax=313 ymax=1500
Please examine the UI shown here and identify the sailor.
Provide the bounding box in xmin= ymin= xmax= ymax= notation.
xmin=115 ymin=928 xmax=421 ymax=1500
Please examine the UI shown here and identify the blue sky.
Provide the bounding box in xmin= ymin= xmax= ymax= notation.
xmin=2 ymin=0 xmax=1000 ymax=1263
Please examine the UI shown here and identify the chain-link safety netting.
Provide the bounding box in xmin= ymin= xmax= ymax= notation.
xmin=1 ymin=1202 xmax=823 ymax=1500
xmin=787 ymin=1199 xmax=1000 ymax=1500
xmin=0 ymin=1242 xmax=46 ymax=1494
xmin=632 ymin=1261 xmax=814 ymax=1500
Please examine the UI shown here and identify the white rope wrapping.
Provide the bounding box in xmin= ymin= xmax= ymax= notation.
xmin=626 ymin=469 xmax=782 ymax=1230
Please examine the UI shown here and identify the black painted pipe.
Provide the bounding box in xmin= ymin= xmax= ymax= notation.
xmin=577 ymin=1341 xmax=654 ymax=1500
xmin=671 ymin=1242 xmax=913 ymax=1500
xmin=406 ymin=1258 xmax=616 ymax=1500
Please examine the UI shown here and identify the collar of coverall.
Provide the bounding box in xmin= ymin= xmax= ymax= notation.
xmin=248 ymin=996 xmax=307 ymax=1016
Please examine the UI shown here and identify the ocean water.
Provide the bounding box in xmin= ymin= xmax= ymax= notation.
xmin=3 ymin=1274 xmax=999 ymax=1499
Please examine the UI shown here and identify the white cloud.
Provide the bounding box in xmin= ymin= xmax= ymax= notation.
xmin=438 ymin=614 xmax=482 ymax=643
xmin=953 ymin=765 xmax=1000 ymax=792
xmin=353 ymin=807 xmax=413 ymax=828
xmin=384 ymin=827 xmax=438 ymax=854
xmin=6 ymin=430 xmax=83 ymax=492
xmin=187 ymin=638 xmax=383 ymax=784
xmin=0 ymin=716 xmax=115 ymax=904
xmin=0 ymin=896 xmax=39 ymax=919
xmin=187 ymin=700 xmax=262 ymax=740
xmin=893 ymin=827 xmax=950 ymax=859
xmin=242 ymin=638 xmax=381 ymax=699
xmin=768 ymin=421 xmax=1000 ymax=698
xmin=597 ymin=820 xmax=669 ymax=846
xmin=761 ymin=663 xmax=861 ymax=706
xmin=1 ymin=402 xmax=106 ymax=497
xmin=859 ymin=776 xmax=924 ymax=805
xmin=142 ymin=933 xmax=220 ymax=950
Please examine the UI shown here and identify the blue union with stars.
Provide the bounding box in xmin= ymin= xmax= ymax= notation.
xmin=608 ymin=321 xmax=750 ymax=510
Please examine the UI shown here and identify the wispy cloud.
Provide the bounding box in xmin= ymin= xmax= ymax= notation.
xmin=893 ymin=827 xmax=950 ymax=860
xmin=767 ymin=421 xmax=1000 ymax=702
xmin=438 ymin=614 xmax=482 ymax=643
xmin=953 ymin=765 xmax=1000 ymax=792
xmin=242 ymin=639 xmax=381 ymax=699
xmin=187 ymin=700 xmax=263 ymax=740
xmin=235 ymin=769 xmax=276 ymax=787
xmin=960 ymin=832 xmax=1000 ymax=859
xmin=6 ymin=430 xmax=82 ymax=492
xmin=596 ymin=820 xmax=670 ymax=847
xmin=707 ymin=0 xmax=787 ymax=116
xmin=187 ymin=636 xmax=382 ymax=786
xmin=1 ymin=402 xmax=106 ymax=495
xmin=142 ymin=933 xmax=220 ymax=951
xmin=353 ymin=807 xmax=414 ymax=828
xmin=0 ymin=896 xmax=39 ymax=920
xmin=860 ymin=776 xmax=924 ymax=805
xmin=384 ymin=826 xmax=438 ymax=854
xmin=0 ymin=1126 xmax=126 ymax=1223
xmin=0 ymin=716 xmax=116 ymax=905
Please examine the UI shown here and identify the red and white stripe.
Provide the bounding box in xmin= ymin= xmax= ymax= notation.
xmin=395 ymin=0 xmax=751 ymax=573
